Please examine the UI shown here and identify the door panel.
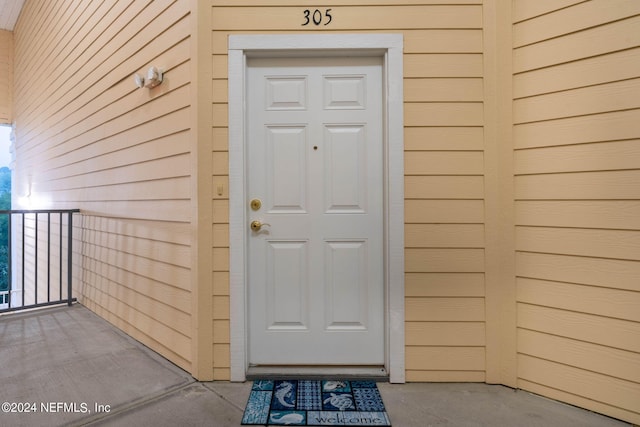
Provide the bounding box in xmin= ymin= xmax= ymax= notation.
xmin=323 ymin=75 xmax=366 ymax=109
xmin=247 ymin=56 xmax=384 ymax=365
xmin=267 ymin=126 xmax=308 ymax=213
xmin=266 ymin=240 xmax=309 ymax=330
xmin=324 ymin=125 xmax=367 ymax=213
xmin=266 ymin=76 xmax=307 ymax=110
xmin=324 ymin=240 xmax=368 ymax=330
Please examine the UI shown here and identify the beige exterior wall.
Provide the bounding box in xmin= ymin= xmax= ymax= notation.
xmin=210 ymin=1 xmax=640 ymax=422
xmin=0 ymin=29 xmax=12 ymax=124
xmin=210 ymin=0 xmax=491 ymax=382
xmin=11 ymin=0 xmax=211 ymax=376
xmin=512 ymin=1 xmax=640 ymax=424
xmin=7 ymin=0 xmax=639 ymax=423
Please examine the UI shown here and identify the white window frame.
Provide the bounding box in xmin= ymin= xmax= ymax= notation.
xmin=228 ymin=34 xmax=405 ymax=383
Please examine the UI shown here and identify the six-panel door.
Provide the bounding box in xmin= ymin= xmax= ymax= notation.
xmin=247 ymin=56 xmax=384 ymax=365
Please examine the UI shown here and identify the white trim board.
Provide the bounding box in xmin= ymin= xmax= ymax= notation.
xmin=228 ymin=34 xmax=405 ymax=383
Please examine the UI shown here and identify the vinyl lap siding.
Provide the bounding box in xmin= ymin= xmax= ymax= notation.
xmin=211 ymin=0 xmax=486 ymax=381
xmin=13 ymin=0 xmax=194 ymax=372
xmin=513 ymin=1 xmax=640 ymax=424
xmin=0 ymin=29 xmax=11 ymax=124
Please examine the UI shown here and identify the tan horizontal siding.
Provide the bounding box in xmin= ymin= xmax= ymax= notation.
xmin=405 ymin=78 xmax=483 ymax=102
xmin=211 ymin=35 xmax=228 ymax=367
xmin=518 ymin=379 xmax=640 ymax=425
xmin=406 ymin=298 xmax=484 ymax=322
xmin=407 ymin=322 xmax=485 ymax=346
xmin=81 ymin=249 xmax=191 ymax=295
xmin=404 ymin=54 xmax=483 ymax=77
xmin=405 ymin=127 xmax=483 ymax=151
xmin=513 ymin=0 xmax=640 ymax=48
xmin=405 ymin=103 xmax=484 ymax=127
xmin=515 ymin=200 xmax=640 ymax=230
xmin=212 ymin=1 xmax=487 ymax=380
xmin=514 ymin=140 xmax=640 ymax=174
xmin=406 ymin=370 xmax=485 ymax=382
xmin=84 ymin=284 xmax=191 ymax=369
xmin=514 ymin=109 xmax=640 ymax=149
xmin=405 ymin=224 xmax=484 ymax=248
xmin=518 ymin=304 xmax=640 ymax=356
xmin=405 ymin=200 xmax=484 ymax=223
xmin=515 ymin=170 xmax=640 ymax=200
xmin=407 ymin=347 xmax=485 ymax=371
xmin=513 ymin=15 xmax=640 ymax=73
xmin=513 ymin=78 xmax=640 ymax=124
xmin=406 ymin=176 xmax=484 ymax=199
xmin=513 ymin=2 xmax=640 ymax=423
xmin=0 ymin=30 xmax=12 ymax=123
xmin=406 ymin=273 xmax=484 ymax=297
xmin=34 ymin=55 xmax=191 ymax=160
xmin=516 ymin=252 xmax=640 ymax=293
xmin=514 ymin=48 xmax=640 ymax=99
xmin=403 ymin=29 xmax=483 ymax=53
xmin=47 ymin=108 xmax=191 ymax=168
xmin=82 ymin=215 xmax=191 ymax=246
xmin=212 ymin=0 xmax=482 ymax=5
xmin=82 ymin=225 xmax=191 ymax=271
xmin=512 ymin=0 xmax=583 ymax=23
xmin=23 ymin=63 xmax=191 ymax=165
xmin=516 ymin=227 xmax=640 ymax=261
xmin=212 ymin=29 xmax=482 ymax=55
xmin=76 ymin=201 xmax=192 ymax=222
xmin=42 ymin=160 xmax=190 ymax=196
xmin=518 ymin=329 xmax=640 ymax=383
xmin=518 ymin=278 xmax=640 ymax=323
xmin=405 ymin=152 xmax=484 ymax=176
xmin=518 ymin=354 xmax=640 ymax=416
xmin=406 ymin=249 xmax=485 ymax=273
xmin=218 ymin=51 xmax=488 ymax=80
xmin=13 ymin=0 xmax=195 ymax=374
xmin=212 ymin=271 xmax=229 ymax=296
xmin=212 ymin=5 xmax=482 ymax=30
xmin=212 ymin=162 xmax=230 ymax=380
xmin=81 ymin=264 xmax=191 ymax=337
xmin=17 ymin=1 xmax=186 ymax=126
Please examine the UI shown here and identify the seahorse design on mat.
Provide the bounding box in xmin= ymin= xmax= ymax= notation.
xmin=323 ymin=393 xmax=355 ymax=410
xmin=270 ymin=412 xmax=304 ymax=425
xmin=275 ymin=381 xmax=295 ymax=408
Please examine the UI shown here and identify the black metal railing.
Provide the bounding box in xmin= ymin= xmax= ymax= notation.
xmin=0 ymin=209 xmax=80 ymax=313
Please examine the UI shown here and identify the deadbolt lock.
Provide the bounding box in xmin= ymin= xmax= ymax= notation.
xmin=250 ymin=198 xmax=262 ymax=211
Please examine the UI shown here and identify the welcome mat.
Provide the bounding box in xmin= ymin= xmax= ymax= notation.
xmin=242 ymin=380 xmax=391 ymax=426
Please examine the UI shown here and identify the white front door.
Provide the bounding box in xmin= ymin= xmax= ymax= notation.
xmin=246 ymin=56 xmax=384 ymax=366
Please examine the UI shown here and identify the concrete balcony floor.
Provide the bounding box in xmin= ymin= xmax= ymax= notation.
xmin=0 ymin=305 xmax=631 ymax=427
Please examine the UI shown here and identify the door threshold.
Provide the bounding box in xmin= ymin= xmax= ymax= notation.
xmin=247 ymin=366 xmax=388 ymax=381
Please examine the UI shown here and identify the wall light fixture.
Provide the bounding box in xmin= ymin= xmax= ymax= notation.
xmin=133 ymin=66 xmax=163 ymax=89
xmin=144 ymin=66 xmax=163 ymax=88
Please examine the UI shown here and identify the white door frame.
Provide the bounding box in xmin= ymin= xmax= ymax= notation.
xmin=228 ymin=34 xmax=405 ymax=383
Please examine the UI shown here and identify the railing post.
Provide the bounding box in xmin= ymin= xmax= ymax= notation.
xmin=67 ymin=211 xmax=73 ymax=306
xmin=35 ymin=213 xmax=38 ymax=305
xmin=7 ymin=213 xmax=11 ymax=308
xmin=21 ymin=212 xmax=25 ymax=308
xmin=47 ymin=212 xmax=51 ymax=303
xmin=59 ymin=213 xmax=63 ymax=303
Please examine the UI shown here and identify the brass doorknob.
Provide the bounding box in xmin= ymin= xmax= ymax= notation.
xmin=250 ymin=220 xmax=270 ymax=231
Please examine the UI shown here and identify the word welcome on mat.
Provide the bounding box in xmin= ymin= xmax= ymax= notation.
xmin=242 ymin=379 xmax=392 ymax=426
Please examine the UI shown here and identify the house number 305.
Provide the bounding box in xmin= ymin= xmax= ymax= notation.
xmin=302 ymin=9 xmax=333 ymax=26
